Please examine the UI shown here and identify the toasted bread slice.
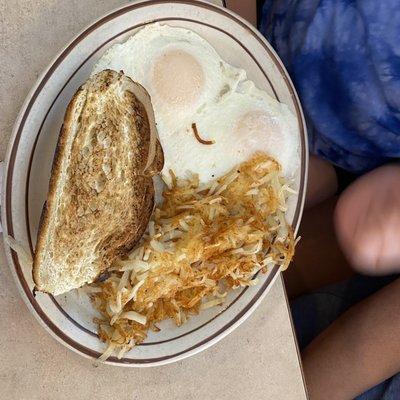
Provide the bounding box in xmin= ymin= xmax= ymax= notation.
xmin=33 ymin=70 xmax=164 ymax=295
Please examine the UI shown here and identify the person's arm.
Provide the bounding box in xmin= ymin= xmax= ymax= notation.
xmin=303 ymin=277 xmax=400 ymax=400
xmin=225 ymin=0 xmax=257 ymax=26
xmin=306 ymin=155 xmax=338 ymax=209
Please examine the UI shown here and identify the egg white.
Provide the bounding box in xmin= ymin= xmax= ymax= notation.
xmin=93 ymin=24 xmax=245 ymax=135
xmin=161 ymin=81 xmax=299 ymax=185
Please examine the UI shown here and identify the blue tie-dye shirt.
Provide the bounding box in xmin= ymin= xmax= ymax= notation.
xmin=260 ymin=0 xmax=400 ymax=173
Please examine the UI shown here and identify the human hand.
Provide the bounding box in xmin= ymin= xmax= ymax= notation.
xmin=335 ymin=164 xmax=400 ymax=274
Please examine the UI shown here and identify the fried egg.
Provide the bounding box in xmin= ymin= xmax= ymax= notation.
xmin=161 ymin=81 xmax=299 ymax=184
xmin=93 ymin=24 xmax=245 ymax=136
xmin=93 ymin=23 xmax=300 ymax=186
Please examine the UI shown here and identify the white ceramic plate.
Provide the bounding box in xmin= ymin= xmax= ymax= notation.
xmin=2 ymin=0 xmax=308 ymax=366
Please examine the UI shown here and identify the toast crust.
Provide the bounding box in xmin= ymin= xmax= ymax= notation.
xmin=33 ymin=70 xmax=163 ymax=295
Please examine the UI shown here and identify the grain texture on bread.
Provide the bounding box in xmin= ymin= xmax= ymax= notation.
xmin=33 ymin=70 xmax=164 ymax=295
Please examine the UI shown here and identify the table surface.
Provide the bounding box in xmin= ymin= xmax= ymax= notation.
xmin=0 ymin=1 xmax=307 ymax=399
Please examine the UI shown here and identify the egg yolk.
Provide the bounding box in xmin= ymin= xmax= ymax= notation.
xmin=236 ymin=111 xmax=281 ymax=138
xmin=152 ymin=50 xmax=204 ymax=107
xmin=234 ymin=110 xmax=285 ymax=158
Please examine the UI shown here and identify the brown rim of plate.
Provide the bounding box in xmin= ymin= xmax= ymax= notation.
xmin=5 ymin=0 xmax=307 ymax=364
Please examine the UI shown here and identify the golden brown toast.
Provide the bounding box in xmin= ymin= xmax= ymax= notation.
xmin=33 ymin=70 xmax=163 ymax=295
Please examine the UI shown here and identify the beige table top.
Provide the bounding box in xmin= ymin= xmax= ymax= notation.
xmin=0 ymin=1 xmax=307 ymax=399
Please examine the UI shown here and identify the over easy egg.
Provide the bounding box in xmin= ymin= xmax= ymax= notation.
xmin=93 ymin=24 xmax=245 ymax=136
xmin=161 ymin=81 xmax=299 ymax=184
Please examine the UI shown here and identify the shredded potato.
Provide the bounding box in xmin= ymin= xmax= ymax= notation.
xmin=91 ymin=152 xmax=296 ymax=360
